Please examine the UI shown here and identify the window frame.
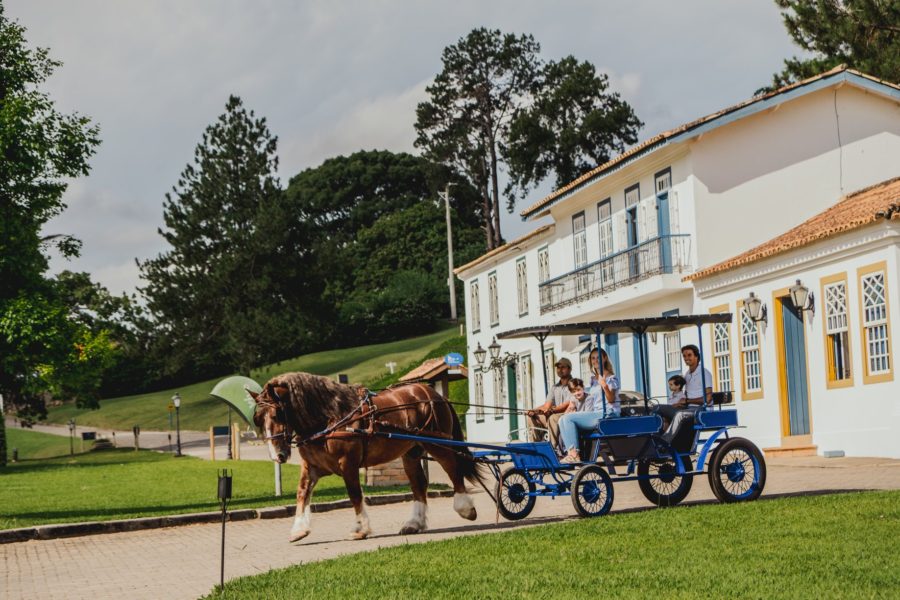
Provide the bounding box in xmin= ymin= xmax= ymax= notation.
xmin=537 ymin=245 xmax=550 ymax=309
xmin=709 ymin=304 xmax=733 ymax=395
xmin=488 ymin=270 xmax=499 ymax=328
xmin=470 ymin=280 xmax=481 ymax=333
xmin=858 ymin=261 xmax=893 ymax=384
xmin=474 ymin=371 xmax=485 ymax=422
xmin=516 ymin=257 xmax=529 ymax=317
xmin=492 ymin=367 xmax=505 ymax=420
xmin=736 ymin=299 xmax=764 ymax=400
xmin=819 ymin=272 xmax=853 ymax=388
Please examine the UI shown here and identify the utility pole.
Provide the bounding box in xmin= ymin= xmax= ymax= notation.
xmin=439 ymin=183 xmax=457 ymax=322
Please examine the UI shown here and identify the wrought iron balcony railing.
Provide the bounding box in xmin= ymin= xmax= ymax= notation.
xmin=538 ymin=234 xmax=692 ymax=313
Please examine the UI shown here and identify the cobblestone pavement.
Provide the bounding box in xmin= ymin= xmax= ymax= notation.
xmin=3 ymin=455 xmax=900 ymax=600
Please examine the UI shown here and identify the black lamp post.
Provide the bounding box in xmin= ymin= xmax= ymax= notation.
xmin=474 ymin=342 xmax=487 ymax=369
xmin=217 ymin=468 xmax=233 ymax=590
xmin=172 ymin=392 xmax=182 ymax=457
xmin=67 ymin=418 xmax=76 ymax=456
xmin=488 ymin=337 xmax=501 ymax=363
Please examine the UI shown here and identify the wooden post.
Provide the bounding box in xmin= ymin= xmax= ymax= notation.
xmin=231 ymin=423 xmax=240 ymax=460
xmin=209 ymin=427 xmax=215 ymax=461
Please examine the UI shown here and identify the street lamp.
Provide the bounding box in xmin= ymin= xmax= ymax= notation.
xmin=67 ymin=418 xmax=76 ymax=456
xmin=172 ymin=392 xmax=183 ymax=457
xmin=474 ymin=342 xmax=487 ymax=368
xmin=789 ymin=279 xmax=815 ymax=315
xmin=488 ymin=337 xmax=501 ymax=362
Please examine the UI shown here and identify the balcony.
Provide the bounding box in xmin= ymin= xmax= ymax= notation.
xmin=539 ymin=234 xmax=692 ymax=313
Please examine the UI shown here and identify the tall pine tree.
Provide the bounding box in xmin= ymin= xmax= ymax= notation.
xmin=139 ymin=96 xmax=303 ymax=378
xmin=765 ymin=0 xmax=900 ymax=90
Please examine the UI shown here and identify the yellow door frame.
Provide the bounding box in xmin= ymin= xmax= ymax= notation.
xmin=772 ymin=287 xmax=814 ymax=443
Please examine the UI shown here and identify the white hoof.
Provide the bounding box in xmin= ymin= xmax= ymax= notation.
xmin=289 ymin=507 xmax=312 ymax=543
xmin=399 ymin=500 xmax=428 ymax=535
xmin=289 ymin=528 xmax=310 ymax=543
xmin=350 ymin=505 xmax=372 ymax=540
xmin=454 ymin=493 xmax=477 ymax=521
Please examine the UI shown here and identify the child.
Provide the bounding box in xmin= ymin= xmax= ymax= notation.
xmin=668 ymin=374 xmax=686 ymax=405
xmin=565 ymin=378 xmax=590 ymax=413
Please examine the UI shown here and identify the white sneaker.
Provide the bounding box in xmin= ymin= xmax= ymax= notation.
xmin=560 ymin=454 xmax=580 ymax=464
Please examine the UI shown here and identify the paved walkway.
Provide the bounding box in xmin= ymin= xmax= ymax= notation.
xmin=3 ymin=455 xmax=900 ymax=600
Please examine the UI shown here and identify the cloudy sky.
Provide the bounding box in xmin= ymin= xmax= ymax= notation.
xmin=7 ymin=1 xmax=802 ymax=297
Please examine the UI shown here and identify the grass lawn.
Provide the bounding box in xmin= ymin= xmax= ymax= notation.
xmin=6 ymin=427 xmax=76 ymax=460
xmin=206 ymin=490 xmax=900 ymax=599
xmin=44 ymin=327 xmax=458 ymax=431
xmin=0 ymin=440 xmax=441 ymax=530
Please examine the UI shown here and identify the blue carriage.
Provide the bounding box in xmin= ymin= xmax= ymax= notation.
xmin=477 ymin=314 xmax=767 ymax=519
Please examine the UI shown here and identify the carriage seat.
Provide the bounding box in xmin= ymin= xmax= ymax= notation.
xmin=695 ymin=409 xmax=739 ymax=429
xmin=585 ymin=415 xmax=663 ymax=439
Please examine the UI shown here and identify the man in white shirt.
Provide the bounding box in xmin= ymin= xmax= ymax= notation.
xmin=526 ymin=358 xmax=574 ymax=449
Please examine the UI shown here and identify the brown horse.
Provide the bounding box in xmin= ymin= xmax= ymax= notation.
xmin=249 ymin=372 xmax=482 ymax=543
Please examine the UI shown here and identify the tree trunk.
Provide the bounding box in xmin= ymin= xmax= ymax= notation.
xmin=489 ymin=140 xmax=503 ymax=248
xmin=481 ymin=186 xmax=494 ymax=249
xmin=0 ymin=418 xmax=7 ymax=467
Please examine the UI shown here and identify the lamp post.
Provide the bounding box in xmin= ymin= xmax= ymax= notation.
xmin=67 ymin=418 xmax=76 ymax=456
xmin=474 ymin=342 xmax=487 ymax=369
xmin=172 ymin=392 xmax=182 ymax=457
xmin=743 ymin=291 xmax=768 ymax=326
xmin=438 ymin=183 xmax=457 ymax=322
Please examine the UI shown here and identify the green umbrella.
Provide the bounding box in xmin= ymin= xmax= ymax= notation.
xmin=210 ymin=376 xmax=261 ymax=425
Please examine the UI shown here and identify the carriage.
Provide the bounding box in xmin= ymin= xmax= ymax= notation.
xmin=477 ymin=313 xmax=767 ymax=519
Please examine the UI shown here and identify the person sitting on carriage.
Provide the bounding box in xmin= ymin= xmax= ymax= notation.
xmin=657 ymin=345 xmax=713 ymax=443
xmin=525 ymin=358 xmax=574 ymax=449
xmin=558 ymin=349 xmax=621 ymax=464
xmin=667 ymin=374 xmax=687 ymax=405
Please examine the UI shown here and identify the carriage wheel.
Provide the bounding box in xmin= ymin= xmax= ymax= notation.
xmin=496 ymin=467 xmax=536 ymax=520
xmin=637 ymin=454 xmax=694 ymax=507
xmin=708 ymin=437 xmax=766 ymax=503
xmin=571 ymin=465 xmax=614 ymax=517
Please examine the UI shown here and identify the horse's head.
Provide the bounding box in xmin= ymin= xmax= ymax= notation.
xmin=249 ymin=381 xmax=292 ymax=464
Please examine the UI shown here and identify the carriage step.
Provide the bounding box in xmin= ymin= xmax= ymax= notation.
xmin=763 ymin=444 xmax=817 ymax=457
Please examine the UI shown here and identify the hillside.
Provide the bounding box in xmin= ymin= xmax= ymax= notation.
xmin=44 ymin=327 xmax=464 ymax=431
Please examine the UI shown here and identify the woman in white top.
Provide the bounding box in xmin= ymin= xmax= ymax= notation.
xmin=558 ymin=349 xmax=621 ymax=463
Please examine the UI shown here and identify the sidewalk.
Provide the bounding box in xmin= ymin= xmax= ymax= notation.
xmin=2 ymin=455 xmax=900 ymax=600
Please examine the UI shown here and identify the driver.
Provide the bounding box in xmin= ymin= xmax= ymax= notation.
xmin=526 ymin=358 xmax=574 ymax=449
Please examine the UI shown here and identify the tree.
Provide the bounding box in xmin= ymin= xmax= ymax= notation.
xmin=0 ymin=3 xmax=104 ymax=465
xmin=504 ymin=56 xmax=642 ymax=205
xmin=282 ymin=150 xmax=485 ymax=336
xmin=765 ymin=0 xmax=900 ymax=91
xmin=138 ymin=95 xmax=303 ymax=378
xmin=416 ymin=28 xmax=643 ymax=249
xmin=416 ymin=28 xmax=542 ymax=249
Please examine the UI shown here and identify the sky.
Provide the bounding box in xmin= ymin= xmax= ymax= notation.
xmin=6 ymin=0 xmax=803 ymax=297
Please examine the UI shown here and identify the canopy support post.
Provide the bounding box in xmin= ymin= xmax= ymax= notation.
xmin=535 ymin=333 xmax=549 ymax=396
xmin=636 ymin=328 xmax=650 ymax=412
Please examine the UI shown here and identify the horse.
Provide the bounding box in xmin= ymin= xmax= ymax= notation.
xmin=249 ymin=372 xmax=483 ymax=543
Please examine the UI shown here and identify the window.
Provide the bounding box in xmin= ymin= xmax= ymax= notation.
xmin=488 ymin=271 xmax=499 ymax=327
xmin=516 ymin=258 xmax=528 ymax=316
xmin=821 ymin=275 xmax=852 ymax=386
xmin=859 ymin=263 xmax=893 ymax=383
xmin=580 ymin=344 xmax=592 ymax=381
xmin=538 ymin=246 xmax=550 ymax=308
xmin=625 ymin=184 xmax=640 ymax=207
xmin=544 ymin=347 xmax=555 ymax=391
xmin=655 ymin=170 xmax=671 ymax=194
xmin=517 ymin=355 xmax=533 ymax=410
xmin=738 ymin=301 xmax=763 ymax=399
xmin=664 ymin=333 xmax=681 ymax=373
xmin=709 ymin=307 xmax=733 ymax=393
xmin=474 ymin=372 xmax=484 ymax=422
xmin=572 ymin=212 xmax=588 ymax=297
xmin=597 ymin=199 xmax=613 ymax=287
xmin=492 ymin=368 xmax=504 ymax=419
xmin=470 ymin=280 xmax=481 ymax=333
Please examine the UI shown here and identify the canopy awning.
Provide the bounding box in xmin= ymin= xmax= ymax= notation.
xmin=497 ymin=313 xmax=733 ymax=340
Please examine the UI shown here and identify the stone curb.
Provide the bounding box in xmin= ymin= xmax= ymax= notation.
xmin=0 ymin=489 xmax=455 ymax=545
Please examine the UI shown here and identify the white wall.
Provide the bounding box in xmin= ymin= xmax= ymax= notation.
xmin=691 ymin=85 xmax=900 ymax=270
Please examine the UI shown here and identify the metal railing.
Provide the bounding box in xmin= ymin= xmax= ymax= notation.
xmin=539 ymin=234 xmax=692 ymax=312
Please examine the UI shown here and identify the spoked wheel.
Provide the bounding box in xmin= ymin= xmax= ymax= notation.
xmin=571 ymin=465 xmax=614 ymax=517
xmin=708 ymin=437 xmax=766 ymax=502
xmin=637 ymin=454 xmax=694 ymax=507
xmin=496 ymin=467 xmax=537 ymax=520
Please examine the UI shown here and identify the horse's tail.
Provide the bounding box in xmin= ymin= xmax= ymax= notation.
xmin=449 ymin=406 xmax=486 ymax=489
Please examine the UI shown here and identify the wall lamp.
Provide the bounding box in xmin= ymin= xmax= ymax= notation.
xmin=474 ymin=337 xmax=515 ymax=371
xmin=789 ymin=279 xmax=815 ymax=315
xmin=743 ymin=292 xmax=768 ymax=326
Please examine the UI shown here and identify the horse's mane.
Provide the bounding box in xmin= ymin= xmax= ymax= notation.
xmin=269 ymin=372 xmax=363 ymax=435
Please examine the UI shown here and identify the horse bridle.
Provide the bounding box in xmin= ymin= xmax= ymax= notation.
xmin=257 ymin=387 xmax=293 ymax=442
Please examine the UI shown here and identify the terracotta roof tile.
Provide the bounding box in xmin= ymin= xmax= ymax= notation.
xmin=520 ymin=66 xmax=900 ymax=219
xmin=453 ymin=224 xmax=553 ymax=275
xmin=399 ymin=358 xmax=468 ymax=383
xmin=687 ymin=177 xmax=900 ymax=281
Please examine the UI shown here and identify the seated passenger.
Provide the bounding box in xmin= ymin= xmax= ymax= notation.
xmin=559 ymin=349 xmax=621 ymax=464
xmin=667 ymin=374 xmax=686 ymax=406
xmin=658 ymin=345 xmax=712 ymax=443
xmin=526 ymin=358 xmax=575 ymax=449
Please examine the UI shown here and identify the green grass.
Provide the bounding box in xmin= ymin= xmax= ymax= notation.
xmin=0 ymin=441 xmax=442 ymax=530
xmin=44 ymin=327 xmax=458 ymax=431
xmin=205 ymin=491 xmax=900 ymax=599
xmin=6 ymin=427 xmax=75 ymax=460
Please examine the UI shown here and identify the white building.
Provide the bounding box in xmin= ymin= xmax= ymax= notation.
xmin=454 ymin=67 xmax=900 ymax=457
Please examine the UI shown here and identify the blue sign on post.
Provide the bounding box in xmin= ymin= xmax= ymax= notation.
xmin=444 ymin=352 xmax=464 ymax=366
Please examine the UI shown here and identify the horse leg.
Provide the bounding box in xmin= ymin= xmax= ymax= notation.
xmin=425 ymin=445 xmax=477 ymax=521
xmin=341 ymin=460 xmax=371 ymax=540
xmin=399 ymin=451 xmax=429 ymax=534
xmin=289 ymin=460 xmax=320 ymax=543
